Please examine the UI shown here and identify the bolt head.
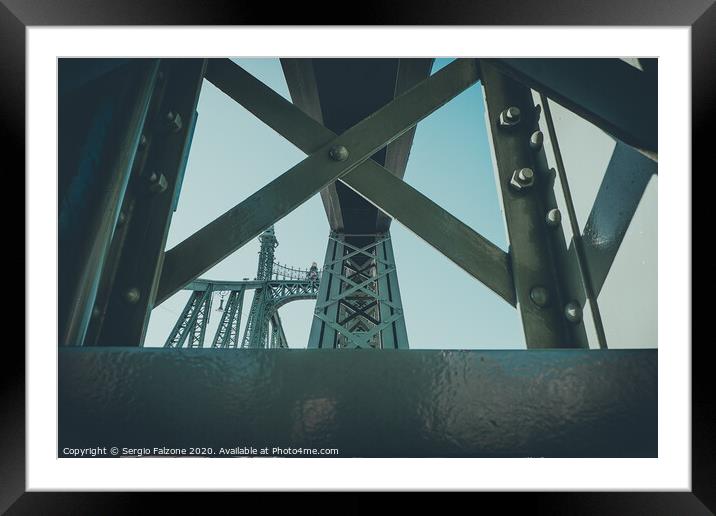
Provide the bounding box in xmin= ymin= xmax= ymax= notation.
xmin=546 ymin=208 xmax=562 ymax=227
xmin=530 ymin=286 xmax=550 ymax=307
xmin=147 ymin=172 xmax=168 ymax=194
xmin=165 ymin=111 xmax=183 ymax=133
xmin=328 ymin=145 xmax=349 ymax=162
xmin=529 ymin=130 xmax=544 ymax=150
xmin=125 ymin=288 xmax=141 ymax=304
xmin=564 ymin=301 xmax=583 ymax=323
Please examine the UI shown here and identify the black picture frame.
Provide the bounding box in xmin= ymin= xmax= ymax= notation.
xmin=5 ymin=0 xmax=709 ymax=512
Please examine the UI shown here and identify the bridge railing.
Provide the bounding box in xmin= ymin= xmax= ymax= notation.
xmin=271 ymin=262 xmax=323 ymax=282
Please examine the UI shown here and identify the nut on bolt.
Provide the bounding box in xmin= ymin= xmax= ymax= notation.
xmin=147 ymin=172 xmax=168 ymax=194
xmin=165 ymin=111 xmax=183 ymax=133
xmin=499 ymin=106 xmax=521 ymax=127
xmin=510 ymin=167 xmax=535 ymax=191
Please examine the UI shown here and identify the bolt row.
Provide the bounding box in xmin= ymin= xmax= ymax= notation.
xmin=501 ymin=105 xmax=579 ymax=324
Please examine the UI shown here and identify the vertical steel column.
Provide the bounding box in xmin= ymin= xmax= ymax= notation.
xmin=164 ymin=287 xmax=212 ymax=348
xmin=211 ymin=289 xmax=244 ymax=348
xmin=308 ymin=234 xmax=343 ymax=348
xmin=188 ymin=288 xmax=213 ymax=348
xmin=94 ymin=59 xmax=206 ymax=347
xmin=58 ymin=59 xmax=160 ymax=347
xmin=240 ymin=227 xmax=279 ymax=349
xmin=375 ymin=233 xmax=408 ymax=349
xmin=308 ymin=232 xmax=408 ymax=349
xmin=481 ymin=61 xmax=583 ymax=348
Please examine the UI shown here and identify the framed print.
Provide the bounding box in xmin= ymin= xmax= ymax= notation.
xmin=7 ymin=0 xmax=710 ymax=512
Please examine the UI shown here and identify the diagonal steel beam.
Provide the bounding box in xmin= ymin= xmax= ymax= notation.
xmin=156 ymin=58 xmax=481 ymax=304
xmin=202 ymin=58 xmax=515 ymax=305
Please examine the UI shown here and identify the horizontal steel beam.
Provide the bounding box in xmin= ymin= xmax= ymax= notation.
xmin=485 ymin=58 xmax=658 ymax=156
xmin=202 ymin=59 xmax=515 ymax=304
xmin=185 ymin=278 xmax=317 ymax=291
xmin=156 ymin=58 xmax=481 ymax=304
xmin=59 ymin=347 xmax=657 ymax=457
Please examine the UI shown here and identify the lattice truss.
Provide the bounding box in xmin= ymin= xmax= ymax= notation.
xmin=309 ymin=233 xmax=407 ymax=349
xmin=164 ymin=279 xmax=321 ymax=349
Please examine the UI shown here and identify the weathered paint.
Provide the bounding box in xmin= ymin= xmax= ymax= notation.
xmin=59 ymin=348 xmax=657 ymax=457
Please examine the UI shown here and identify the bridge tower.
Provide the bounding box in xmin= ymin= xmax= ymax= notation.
xmin=307 ymin=231 xmax=408 ymax=349
xmin=241 ymin=226 xmax=279 ymax=348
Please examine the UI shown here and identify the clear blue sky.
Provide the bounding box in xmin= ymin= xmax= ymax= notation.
xmin=144 ymin=58 xmax=524 ymax=349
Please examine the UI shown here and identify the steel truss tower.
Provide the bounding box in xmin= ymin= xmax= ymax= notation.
xmin=165 ymin=226 xmax=320 ymax=349
xmin=241 ymin=227 xmax=279 ymax=348
xmin=308 ymin=232 xmax=408 ymax=349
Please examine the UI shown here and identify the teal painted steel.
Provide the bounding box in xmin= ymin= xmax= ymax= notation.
xmin=58 ymin=348 xmax=657 ymax=457
xmin=308 ymin=232 xmax=408 ymax=349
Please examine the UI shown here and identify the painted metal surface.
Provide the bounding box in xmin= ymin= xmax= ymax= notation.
xmin=481 ymin=62 xmax=585 ymax=348
xmin=58 ymin=59 xmax=160 ymax=347
xmin=95 ymin=59 xmax=207 ymax=347
xmin=58 ymin=347 xmax=657 ymax=457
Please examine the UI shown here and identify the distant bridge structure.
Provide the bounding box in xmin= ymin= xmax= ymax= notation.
xmin=164 ymin=227 xmax=321 ymax=349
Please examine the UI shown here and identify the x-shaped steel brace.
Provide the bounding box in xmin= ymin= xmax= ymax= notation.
xmin=155 ymin=58 xmax=515 ymax=307
xmin=339 ymin=300 xmax=381 ymax=327
xmin=315 ymin=267 xmax=397 ymax=311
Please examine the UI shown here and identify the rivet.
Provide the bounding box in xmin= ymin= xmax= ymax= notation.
xmin=529 ymin=130 xmax=544 ymax=150
xmin=328 ymin=145 xmax=349 ymax=162
xmin=125 ymin=288 xmax=141 ymax=304
xmin=564 ymin=301 xmax=583 ymax=323
xmin=499 ymin=106 xmax=521 ymax=127
xmin=530 ymin=286 xmax=550 ymax=307
xmin=546 ymin=208 xmax=561 ymax=227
